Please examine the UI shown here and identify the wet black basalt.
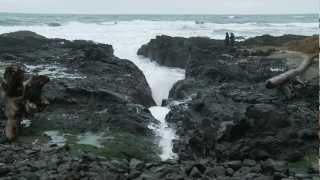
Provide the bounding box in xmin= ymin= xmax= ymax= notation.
xmin=0 ymin=31 xmax=158 ymax=162
xmin=0 ymin=144 xmax=315 ymax=180
xmin=139 ymin=35 xmax=318 ymax=176
xmin=138 ymin=35 xmax=227 ymax=69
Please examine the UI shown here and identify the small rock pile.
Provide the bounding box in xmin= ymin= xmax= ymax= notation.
xmin=0 ymin=143 xmax=315 ymax=180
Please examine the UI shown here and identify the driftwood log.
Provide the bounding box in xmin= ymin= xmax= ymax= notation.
xmin=0 ymin=66 xmax=49 ymax=141
xmin=266 ymin=55 xmax=318 ymax=89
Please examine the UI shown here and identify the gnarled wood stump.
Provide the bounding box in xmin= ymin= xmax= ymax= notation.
xmin=0 ymin=65 xmax=49 ymax=141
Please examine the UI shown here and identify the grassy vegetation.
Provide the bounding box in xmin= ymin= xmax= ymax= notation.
xmin=19 ymin=115 xmax=160 ymax=162
xmin=66 ymin=131 xmax=161 ymax=162
xmin=288 ymin=150 xmax=318 ymax=173
xmin=286 ymin=35 xmax=319 ymax=55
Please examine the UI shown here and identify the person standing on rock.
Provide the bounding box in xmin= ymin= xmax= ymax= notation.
xmin=225 ymin=32 xmax=230 ymax=46
xmin=230 ymin=33 xmax=235 ymax=46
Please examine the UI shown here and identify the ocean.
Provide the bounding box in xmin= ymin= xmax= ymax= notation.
xmin=0 ymin=13 xmax=317 ymax=38
xmin=0 ymin=13 xmax=317 ymax=25
xmin=0 ymin=13 xmax=317 ymax=159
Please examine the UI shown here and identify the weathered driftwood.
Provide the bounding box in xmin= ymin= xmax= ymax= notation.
xmin=1 ymin=66 xmax=49 ymax=141
xmin=266 ymin=55 xmax=318 ymax=89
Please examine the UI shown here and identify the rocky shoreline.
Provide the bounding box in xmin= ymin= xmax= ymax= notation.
xmin=0 ymin=31 xmax=159 ymax=162
xmin=139 ymin=35 xmax=318 ymax=178
xmin=0 ymin=31 xmax=318 ymax=179
xmin=0 ymin=143 xmax=313 ymax=180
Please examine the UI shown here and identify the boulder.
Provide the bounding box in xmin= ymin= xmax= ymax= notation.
xmin=138 ymin=35 xmax=225 ymax=69
xmin=243 ymin=159 xmax=257 ymax=167
xmin=0 ymin=31 xmax=158 ymax=161
xmin=189 ymin=166 xmax=202 ymax=178
xmin=130 ymin=158 xmax=145 ymax=171
xmin=205 ymin=166 xmax=226 ymax=177
xmin=245 ymin=103 xmax=290 ymax=129
xmin=262 ymin=159 xmax=289 ymax=175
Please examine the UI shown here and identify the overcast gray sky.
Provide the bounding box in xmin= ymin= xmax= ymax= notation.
xmin=0 ymin=0 xmax=318 ymax=14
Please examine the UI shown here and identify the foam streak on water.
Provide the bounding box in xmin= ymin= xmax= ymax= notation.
xmin=44 ymin=131 xmax=66 ymax=147
xmin=149 ymin=106 xmax=177 ymax=160
xmin=77 ymin=132 xmax=104 ymax=148
xmin=25 ymin=64 xmax=86 ymax=79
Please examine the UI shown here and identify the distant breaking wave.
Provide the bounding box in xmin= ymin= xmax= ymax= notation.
xmin=228 ymin=15 xmax=237 ymax=19
xmin=0 ymin=13 xmax=317 ymax=26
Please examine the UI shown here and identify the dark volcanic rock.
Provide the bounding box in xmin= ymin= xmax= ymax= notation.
xmin=138 ymin=34 xmax=306 ymax=69
xmin=240 ymin=34 xmax=307 ymax=47
xmin=48 ymin=22 xmax=62 ymax=27
xmin=137 ymin=35 xmax=190 ymax=68
xmin=137 ymin=35 xmax=225 ymax=69
xmin=139 ymin=35 xmax=318 ymax=165
xmin=0 ymin=31 xmax=158 ymax=161
xmin=0 ymin=144 xmax=299 ymax=180
xmin=0 ymin=31 xmax=155 ymax=107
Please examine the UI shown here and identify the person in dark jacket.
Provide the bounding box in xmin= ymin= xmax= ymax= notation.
xmin=230 ymin=33 xmax=235 ymax=46
xmin=225 ymin=32 xmax=230 ymax=46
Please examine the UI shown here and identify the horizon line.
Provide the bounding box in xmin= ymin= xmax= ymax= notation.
xmin=0 ymin=11 xmax=317 ymax=16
